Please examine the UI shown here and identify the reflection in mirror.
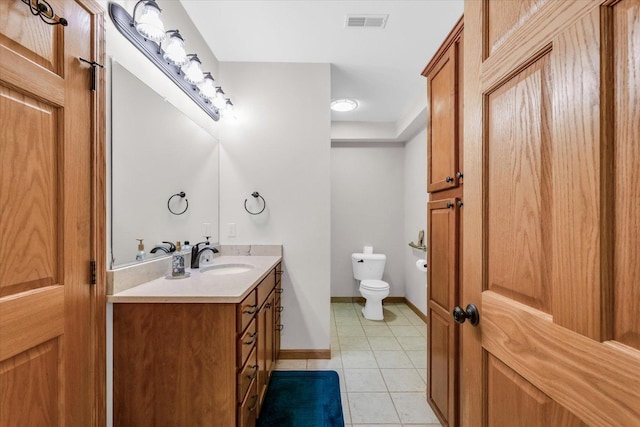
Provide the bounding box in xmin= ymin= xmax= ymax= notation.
xmin=111 ymin=60 xmax=219 ymax=267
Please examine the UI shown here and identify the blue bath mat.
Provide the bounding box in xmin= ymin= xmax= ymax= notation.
xmin=257 ymin=370 xmax=345 ymax=427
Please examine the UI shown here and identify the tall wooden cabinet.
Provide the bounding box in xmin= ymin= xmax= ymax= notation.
xmin=422 ymin=16 xmax=463 ymax=427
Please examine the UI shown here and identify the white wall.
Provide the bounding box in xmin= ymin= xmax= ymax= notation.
xmin=218 ymin=62 xmax=332 ymax=351
xmin=331 ymin=142 xmax=405 ymax=297
xmin=404 ymin=129 xmax=428 ymax=313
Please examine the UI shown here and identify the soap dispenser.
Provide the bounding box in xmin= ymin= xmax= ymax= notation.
xmin=136 ymin=238 xmax=146 ymax=261
xmin=171 ymin=241 xmax=186 ymax=277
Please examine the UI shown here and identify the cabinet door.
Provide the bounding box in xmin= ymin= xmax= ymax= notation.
xmin=265 ymin=291 xmax=276 ymax=377
xmin=426 ymin=198 xmax=460 ymax=426
xmin=427 ymin=43 xmax=460 ymax=193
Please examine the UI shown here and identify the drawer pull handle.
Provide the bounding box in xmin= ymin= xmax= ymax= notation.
xmin=242 ymin=304 xmax=258 ymax=314
xmin=244 ymin=332 xmax=258 ymax=345
xmin=276 ymin=324 xmax=283 ymax=332
xmin=246 ymin=365 xmax=259 ymax=380
xmin=275 ymin=288 xmax=284 ymax=294
xmin=276 ymin=270 xmax=284 ymax=275
xmin=248 ymin=395 xmax=259 ymax=412
xmin=277 ymin=306 xmax=284 ymax=312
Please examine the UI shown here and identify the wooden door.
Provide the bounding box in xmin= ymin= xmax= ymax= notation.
xmin=0 ymin=0 xmax=105 ymax=425
xmin=427 ymin=198 xmax=460 ymax=426
xmin=463 ymin=0 xmax=640 ymax=425
xmin=425 ymin=22 xmax=462 ymax=193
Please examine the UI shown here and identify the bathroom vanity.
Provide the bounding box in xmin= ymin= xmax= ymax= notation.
xmin=108 ymin=255 xmax=283 ymax=427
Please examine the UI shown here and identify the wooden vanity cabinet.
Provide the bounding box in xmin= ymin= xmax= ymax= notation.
xmin=422 ymin=16 xmax=464 ymax=427
xmin=113 ymin=264 xmax=282 ymax=427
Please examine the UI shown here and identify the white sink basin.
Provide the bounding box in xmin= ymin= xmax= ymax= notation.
xmin=199 ymin=264 xmax=254 ymax=276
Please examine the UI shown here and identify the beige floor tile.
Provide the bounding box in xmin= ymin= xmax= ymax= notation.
xmin=348 ymin=392 xmax=401 ymax=424
xmin=341 ymin=392 xmax=352 ymax=425
xmin=381 ymin=368 xmax=426 ymax=392
xmin=363 ymin=324 xmax=394 ymax=337
xmin=368 ymin=336 xmax=402 ymax=351
xmin=307 ymin=356 xmax=343 ymax=371
xmin=382 ymin=303 xmax=404 ymax=314
xmin=406 ymin=350 xmax=427 ymax=369
xmin=274 ymin=359 xmax=307 ymax=370
xmin=359 ymin=316 xmax=386 ymax=326
xmin=341 ymin=350 xmax=378 ymax=369
xmin=344 ymin=368 xmax=387 ymax=392
xmin=397 ymin=336 xmax=427 ymax=351
xmin=335 ymin=315 xmax=363 ymax=325
xmin=339 ymin=336 xmax=371 ymax=350
xmin=333 ymin=302 xmax=357 ymax=312
xmin=337 ymin=323 xmax=366 ymax=337
xmin=390 ymin=392 xmax=441 ymax=424
xmin=389 ymin=325 xmax=423 ymax=337
xmin=373 ymin=350 xmax=414 ymax=369
xmin=384 ymin=313 xmax=414 ymax=326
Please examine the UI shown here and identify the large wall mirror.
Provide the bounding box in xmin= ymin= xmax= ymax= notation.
xmin=111 ymin=60 xmax=219 ymax=267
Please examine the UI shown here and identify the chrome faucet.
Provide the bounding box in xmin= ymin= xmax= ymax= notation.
xmin=191 ymin=241 xmax=219 ymax=268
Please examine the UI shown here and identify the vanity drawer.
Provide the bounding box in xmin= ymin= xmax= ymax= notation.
xmin=238 ymin=379 xmax=258 ymax=427
xmin=238 ymin=347 xmax=258 ymax=402
xmin=257 ymin=269 xmax=276 ymax=308
xmin=238 ymin=319 xmax=257 ymax=367
xmin=237 ymin=290 xmax=257 ymax=333
xmin=275 ymin=263 xmax=283 ymax=285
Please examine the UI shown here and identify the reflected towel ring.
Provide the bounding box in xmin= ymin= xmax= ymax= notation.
xmin=244 ymin=192 xmax=266 ymax=215
xmin=168 ymin=191 xmax=189 ymax=215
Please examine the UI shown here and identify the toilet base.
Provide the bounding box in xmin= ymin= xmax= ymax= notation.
xmin=362 ymin=301 xmax=384 ymax=321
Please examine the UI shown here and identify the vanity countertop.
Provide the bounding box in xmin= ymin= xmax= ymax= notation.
xmin=107 ymin=255 xmax=282 ymax=304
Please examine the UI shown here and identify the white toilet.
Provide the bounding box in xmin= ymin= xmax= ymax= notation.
xmin=351 ymin=252 xmax=390 ymax=320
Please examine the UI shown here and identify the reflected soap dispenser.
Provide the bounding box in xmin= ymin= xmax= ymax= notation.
xmin=136 ymin=238 xmax=146 ymax=261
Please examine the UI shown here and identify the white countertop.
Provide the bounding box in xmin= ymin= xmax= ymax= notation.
xmin=107 ymin=256 xmax=282 ymax=304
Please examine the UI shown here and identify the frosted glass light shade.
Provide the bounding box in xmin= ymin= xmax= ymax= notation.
xmin=182 ymin=55 xmax=204 ymax=85
xmin=213 ymin=87 xmax=227 ymax=109
xmin=162 ymin=32 xmax=188 ymax=66
xmin=134 ymin=2 xmax=165 ymax=44
xmin=330 ymin=98 xmax=358 ymax=112
xmin=221 ymin=99 xmax=236 ymax=119
xmin=197 ymin=73 xmax=217 ymax=100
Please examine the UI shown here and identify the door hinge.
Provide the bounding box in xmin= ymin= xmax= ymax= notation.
xmin=90 ymin=260 xmax=97 ymax=285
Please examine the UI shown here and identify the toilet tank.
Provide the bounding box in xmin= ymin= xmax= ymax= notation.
xmin=351 ymin=253 xmax=386 ymax=280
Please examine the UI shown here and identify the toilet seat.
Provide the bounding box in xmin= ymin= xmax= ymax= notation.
xmin=360 ymin=279 xmax=389 ymax=290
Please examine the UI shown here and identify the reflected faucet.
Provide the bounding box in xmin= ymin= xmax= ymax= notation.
xmin=191 ymin=241 xmax=219 ymax=268
xmin=150 ymin=241 xmax=177 ymax=254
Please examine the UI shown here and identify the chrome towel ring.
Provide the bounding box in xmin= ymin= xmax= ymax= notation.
xmin=244 ymin=192 xmax=266 ymax=215
xmin=168 ymin=191 xmax=189 ymax=215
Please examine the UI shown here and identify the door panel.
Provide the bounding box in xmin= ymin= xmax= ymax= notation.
xmin=427 ymin=198 xmax=459 ymax=426
xmin=463 ymin=0 xmax=640 ymax=425
xmin=486 ymin=55 xmax=552 ymax=313
xmin=0 ymin=0 xmax=104 ymax=425
xmin=613 ymin=0 xmax=640 ymax=350
xmin=487 ymin=354 xmax=585 ymax=427
xmin=427 ymin=50 xmax=459 ymax=192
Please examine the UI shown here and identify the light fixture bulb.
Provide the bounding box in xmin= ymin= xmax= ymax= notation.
xmin=162 ymin=31 xmax=188 ymax=66
xmin=182 ymin=54 xmax=204 ymax=85
xmin=330 ymin=98 xmax=358 ymax=112
xmin=134 ymin=1 xmax=165 ymax=44
xmin=197 ymin=73 xmax=217 ymax=100
xmin=222 ymin=99 xmax=236 ymax=119
xmin=213 ymin=87 xmax=227 ymax=109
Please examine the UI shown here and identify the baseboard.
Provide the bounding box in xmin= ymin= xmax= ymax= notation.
xmin=330 ymin=296 xmax=427 ymax=323
xmin=278 ymin=349 xmax=331 ymax=360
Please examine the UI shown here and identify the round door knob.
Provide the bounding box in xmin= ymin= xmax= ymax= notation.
xmin=456 ymin=171 xmax=463 ymax=180
xmin=452 ymin=304 xmax=479 ymax=326
xmin=445 ymin=176 xmax=454 ymax=183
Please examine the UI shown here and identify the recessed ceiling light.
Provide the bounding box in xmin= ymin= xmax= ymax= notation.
xmin=330 ymin=99 xmax=358 ymax=112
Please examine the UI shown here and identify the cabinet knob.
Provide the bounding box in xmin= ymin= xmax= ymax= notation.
xmin=277 ymin=306 xmax=284 ymax=313
xmin=446 ymin=202 xmax=454 ymax=209
xmin=456 ymin=171 xmax=463 ymax=180
xmin=275 ymin=288 xmax=284 ymax=294
xmin=445 ymin=176 xmax=454 ymax=183
xmin=456 ymin=200 xmax=464 ymax=208
xmin=276 ymin=324 xmax=284 ymax=331
xmin=266 ymin=303 xmax=272 ymax=309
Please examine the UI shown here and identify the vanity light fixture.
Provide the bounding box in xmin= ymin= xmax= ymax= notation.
xmin=222 ymin=99 xmax=236 ymax=119
xmin=162 ymin=30 xmax=189 ymax=66
xmin=133 ymin=0 xmax=165 ymax=44
xmin=330 ymin=98 xmax=358 ymax=112
xmin=197 ymin=72 xmax=217 ymax=100
xmin=181 ymin=54 xmax=205 ymax=85
xmin=109 ymin=1 xmax=234 ymax=121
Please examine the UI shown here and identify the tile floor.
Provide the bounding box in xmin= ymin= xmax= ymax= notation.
xmin=274 ymin=302 xmax=442 ymax=426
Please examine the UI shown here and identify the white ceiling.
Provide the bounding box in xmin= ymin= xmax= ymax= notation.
xmin=180 ymin=0 xmax=463 ymax=124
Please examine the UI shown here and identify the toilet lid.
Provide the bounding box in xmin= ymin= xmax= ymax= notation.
xmin=361 ymin=280 xmax=390 ymax=290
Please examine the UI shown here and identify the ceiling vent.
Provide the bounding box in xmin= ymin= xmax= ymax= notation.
xmin=345 ymin=14 xmax=388 ymax=29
